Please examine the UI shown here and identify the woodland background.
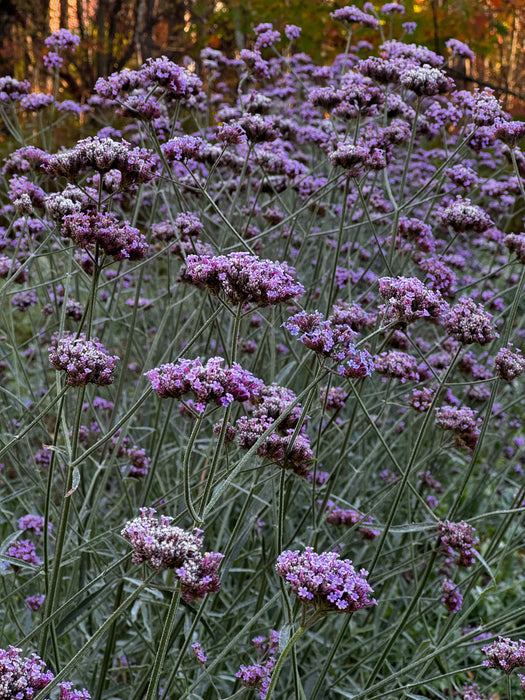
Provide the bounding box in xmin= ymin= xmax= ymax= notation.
xmin=1 ymin=0 xmax=524 ymax=115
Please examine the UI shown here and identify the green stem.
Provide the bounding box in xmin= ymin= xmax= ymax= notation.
xmin=265 ymin=624 xmax=308 ymax=700
xmin=326 ymin=176 xmax=351 ymax=314
xmin=183 ymin=415 xmax=204 ymax=524
xmin=145 ymin=585 xmax=182 ymax=700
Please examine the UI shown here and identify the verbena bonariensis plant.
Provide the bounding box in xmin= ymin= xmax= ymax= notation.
xmin=1 ymin=5 xmax=525 ymax=699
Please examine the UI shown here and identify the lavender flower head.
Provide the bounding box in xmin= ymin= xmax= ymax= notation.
xmin=236 ymin=659 xmax=275 ymax=699
xmin=331 ymin=6 xmax=379 ymax=29
xmin=283 ymin=308 xmax=374 ymax=378
xmin=400 ymin=65 xmax=453 ymax=96
xmin=494 ymin=344 xmax=525 ymax=381
xmin=446 ymin=38 xmax=476 ymax=61
xmin=437 ymin=519 xmax=479 ymax=568
xmin=0 ymin=646 xmax=54 ymax=698
xmin=192 ymin=643 xmax=207 ymax=666
xmin=44 ymin=137 xmax=156 ymax=187
xmin=60 ymin=210 xmax=148 ymax=262
xmin=275 ymin=547 xmax=376 ymax=613
xmin=18 ymin=514 xmax=51 ymax=534
xmin=4 ymin=540 xmax=41 ymax=568
xmin=25 ymin=594 xmax=45 ymax=612
xmin=179 ymin=252 xmax=304 ymax=307
xmin=145 ymin=357 xmax=263 ymax=410
xmin=379 ymin=276 xmax=448 ymax=324
xmin=45 ymin=29 xmax=80 ymax=52
xmin=440 ymin=197 xmax=493 ymax=233
xmin=482 ymin=637 xmax=525 ymax=675
xmin=121 ymin=508 xmax=223 ymax=602
xmin=435 ymin=405 xmax=481 ymax=451
xmin=440 ymin=578 xmax=463 ymax=613
xmin=444 ymin=297 xmax=498 ymax=345
xmin=49 ymin=332 xmax=119 ymax=387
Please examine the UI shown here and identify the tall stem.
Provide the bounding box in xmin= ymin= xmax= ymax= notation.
xmin=144 ymin=585 xmax=181 ymax=700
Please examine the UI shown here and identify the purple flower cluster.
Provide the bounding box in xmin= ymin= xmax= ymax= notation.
xmin=325 ymin=503 xmax=379 ymax=539
xmin=179 ymin=252 xmax=304 ymax=307
xmin=192 ymin=642 xmax=207 ymax=666
xmin=400 ymin=65 xmax=453 ymax=96
xmin=44 ymin=137 xmax=156 ymax=187
xmin=494 ymin=344 xmax=525 ymax=381
xmin=440 ymin=578 xmax=463 ymax=613
xmin=215 ymin=382 xmax=313 ymax=477
xmin=275 ymin=547 xmax=376 ymax=613
xmin=145 ymin=357 xmax=263 ymax=411
xmin=435 ymin=405 xmax=481 ymax=450
xmin=374 ymin=350 xmax=420 ymax=383
xmin=4 ymin=540 xmax=41 ymax=568
xmin=283 ymin=310 xmax=374 ymax=378
xmin=437 ymin=519 xmax=478 ymax=568
xmin=45 ymin=29 xmax=80 ymax=51
xmin=462 ymin=684 xmax=487 ymax=700
xmin=482 ymin=637 xmax=525 ymax=675
xmin=446 ymin=38 xmax=476 ymax=61
xmin=379 ymin=276 xmax=448 ymax=324
xmin=18 ymin=514 xmax=50 ymax=533
xmin=330 ymin=6 xmax=379 ymax=29
xmin=0 ymin=254 xmax=27 ymax=283
xmin=440 ymin=197 xmax=493 ymax=233
xmin=0 ymin=646 xmax=53 ymax=698
xmin=504 ymin=233 xmax=525 ymax=264
xmin=124 ymin=447 xmax=151 ymax=478
xmin=0 ymin=646 xmax=90 ymax=698
xmin=236 ymin=658 xmax=276 ymax=700
xmin=407 ymin=386 xmax=435 ymax=412
xmin=444 ymin=297 xmax=498 ymax=346
xmin=319 ymin=386 xmax=348 ymax=410
xmin=232 ymin=415 xmax=313 ymax=477
xmin=49 ymin=332 xmax=119 ymax=387
xmin=121 ymin=508 xmax=223 ymax=602
xmin=60 ymin=210 xmax=148 ymax=262
xmin=25 ymin=594 xmax=45 ymax=612
xmin=397 ymin=217 xmax=435 ymax=252
xmin=0 ymin=76 xmax=31 ymax=104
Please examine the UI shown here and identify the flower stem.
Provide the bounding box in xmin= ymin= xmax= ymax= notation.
xmin=144 ymin=585 xmax=181 ymax=700
xmin=265 ymin=625 xmax=307 ymax=700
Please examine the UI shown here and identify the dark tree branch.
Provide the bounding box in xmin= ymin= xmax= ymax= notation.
xmin=447 ymin=67 xmax=525 ymax=103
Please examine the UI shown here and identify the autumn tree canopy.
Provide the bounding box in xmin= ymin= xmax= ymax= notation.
xmin=1 ymin=0 xmax=523 ymax=114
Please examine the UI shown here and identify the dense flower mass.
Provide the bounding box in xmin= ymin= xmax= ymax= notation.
xmin=145 ymin=357 xmax=263 ymax=410
xmin=0 ymin=646 xmax=90 ymax=699
xmin=330 ymin=6 xmax=379 ymax=29
xmin=275 ymin=547 xmax=376 ymax=613
xmin=444 ymin=297 xmax=498 ymax=346
xmin=437 ymin=519 xmax=479 ymax=568
xmin=4 ymin=540 xmax=41 ymax=568
xmin=0 ymin=646 xmax=53 ymax=698
xmin=43 ymin=137 xmax=156 ymax=186
xmin=60 ymin=210 xmax=148 ymax=261
xmin=440 ymin=197 xmax=493 ymax=233
xmin=179 ymin=252 xmax=304 ymax=307
xmin=494 ymin=344 xmax=525 ymax=380
xmin=435 ymin=405 xmax=481 ymax=450
xmin=121 ymin=508 xmax=222 ymax=602
xmin=3 ymin=7 xmax=525 ymax=699
xmin=283 ymin=309 xmax=375 ymax=378
xmin=378 ymin=276 xmax=448 ymax=324
xmin=482 ymin=637 xmax=525 ymax=675
xmin=440 ymin=578 xmax=463 ymax=613
xmin=49 ymin=332 xmax=119 ymax=387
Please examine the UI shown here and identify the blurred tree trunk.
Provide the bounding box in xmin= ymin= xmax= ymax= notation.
xmin=60 ymin=0 xmax=68 ymax=28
